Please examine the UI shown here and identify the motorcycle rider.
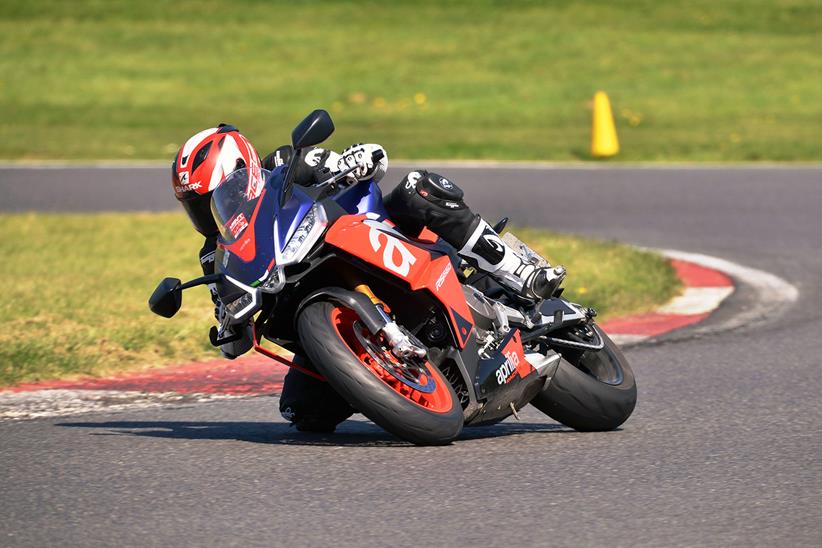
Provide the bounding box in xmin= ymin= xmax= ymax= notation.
xmin=171 ymin=123 xmax=565 ymax=431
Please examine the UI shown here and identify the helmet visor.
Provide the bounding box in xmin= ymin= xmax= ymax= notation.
xmin=210 ymin=168 xmax=269 ymax=242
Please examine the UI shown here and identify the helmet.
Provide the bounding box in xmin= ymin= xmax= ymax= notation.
xmin=172 ymin=124 xmax=260 ymax=236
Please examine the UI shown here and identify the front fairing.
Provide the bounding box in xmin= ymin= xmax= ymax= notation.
xmin=213 ymin=169 xmax=283 ymax=287
xmin=214 ymin=168 xmax=389 ymax=288
xmin=323 ymin=213 xmax=475 ymax=349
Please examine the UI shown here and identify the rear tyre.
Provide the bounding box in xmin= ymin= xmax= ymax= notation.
xmin=297 ymin=301 xmax=464 ymax=445
xmin=531 ymin=326 xmax=636 ymax=431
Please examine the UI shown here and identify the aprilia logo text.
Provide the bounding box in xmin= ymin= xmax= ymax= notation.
xmin=495 ymin=349 xmax=520 ymax=385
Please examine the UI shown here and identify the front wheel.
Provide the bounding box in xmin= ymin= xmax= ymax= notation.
xmin=531 ymin=326 xmax=636 ymax=431
xmin=297 ymin=301 xmax=464 ymax=445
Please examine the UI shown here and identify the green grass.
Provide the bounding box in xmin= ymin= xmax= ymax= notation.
xmin=0 ymin=213 xmax=680 ymax=386
xmin=1 ymin=0 xmax=820 ymax=162
xmin=514 ymin=227 xmax=681 ymax=321
xmin=0 ymin=213 xmax=215 ymax=386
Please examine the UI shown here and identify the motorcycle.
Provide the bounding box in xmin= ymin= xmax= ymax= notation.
xmin=149 ymin=110 xmax=636 ymax=445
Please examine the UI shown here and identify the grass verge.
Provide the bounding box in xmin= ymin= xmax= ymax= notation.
xmin=0 ymin=213 xmax=680 ymax=386
xmin=1 ymin=0 xmax=820 ymax=162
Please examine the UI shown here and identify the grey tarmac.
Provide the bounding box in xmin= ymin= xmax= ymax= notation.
xmin=1 ymin=165 xmax=820 ymax=547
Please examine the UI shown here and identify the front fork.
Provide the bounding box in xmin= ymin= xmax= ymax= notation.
xmin=354 ymin=284 xmax=427 ymax=360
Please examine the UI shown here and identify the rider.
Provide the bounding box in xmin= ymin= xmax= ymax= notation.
xmin=171 ymin=123 xmax=565 ymax=431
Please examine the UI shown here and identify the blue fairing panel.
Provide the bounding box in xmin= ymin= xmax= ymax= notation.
xmin=336 ymin=180 xmax=389 ymax=218
xmin=215 ymin=168 xmax=388 ymax=286
xmin=214 ymin=186 xmax=277 ymax=284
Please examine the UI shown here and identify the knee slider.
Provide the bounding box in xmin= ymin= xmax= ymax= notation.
xmin=415 ymin=171 xmax=466 ymax=210
xmin=388 ymin=170 xmax=476 ymax=245
xmin=419 ymin=171 xmax=464 ymax=201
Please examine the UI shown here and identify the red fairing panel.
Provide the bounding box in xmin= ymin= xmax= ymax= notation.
xmin=499 ymin=330 xmax=535 ymax=384
xmin=325 ymin=214 xmax=474 ymax=348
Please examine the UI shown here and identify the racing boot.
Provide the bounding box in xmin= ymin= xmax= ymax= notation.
xmin=280 ymin=364 xmax=355 ymax=433
xmin=458 ymin=219 xmax=566 ymax=300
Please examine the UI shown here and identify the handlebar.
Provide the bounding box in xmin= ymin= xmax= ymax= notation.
xmin=318 ymin=149 xmax=385 ymax=188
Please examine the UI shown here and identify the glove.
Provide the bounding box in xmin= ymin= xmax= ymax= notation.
xmin=338 ymin=143 xmax=388 ymax=183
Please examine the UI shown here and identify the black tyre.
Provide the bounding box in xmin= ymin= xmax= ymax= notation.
xmin=531 ymin=326 xmax=636 ymax=431
xmin=297 ymin=301 xmax=464 ymax=445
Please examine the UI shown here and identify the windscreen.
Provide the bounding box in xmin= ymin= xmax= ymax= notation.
xmin=210 ymin=167 xmax=269 ymax=242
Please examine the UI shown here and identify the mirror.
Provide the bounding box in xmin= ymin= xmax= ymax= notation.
xmin=291 ymin=109 xmax=334 ymax=149
xmin=149 ymin=277 xmax=182 ymax=318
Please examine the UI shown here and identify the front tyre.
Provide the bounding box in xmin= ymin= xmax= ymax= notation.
xmin=297 ymin=301 xmax=464 ymax=445
xmin=531 ymin=327 xmax=636 ymax=431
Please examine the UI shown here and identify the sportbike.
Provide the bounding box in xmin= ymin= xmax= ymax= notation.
xmin=150 ymin=110 xmax=636 ymax=445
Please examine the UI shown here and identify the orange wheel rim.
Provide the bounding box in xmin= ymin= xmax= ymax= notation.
xmin=330 ymin=307 xmax=454 ymax=413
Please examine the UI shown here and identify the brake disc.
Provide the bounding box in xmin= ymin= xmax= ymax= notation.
xmin=353 ymin=323 xmax=436 ymax=393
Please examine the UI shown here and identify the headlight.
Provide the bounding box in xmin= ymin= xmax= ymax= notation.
xmin=223 ymin=276 xmax=260 ymax=321
xmin=260 ymin=265 xmax=285 ymax=294
xmin=278 ymin=204 xmax=328 ymax=265
xmin=224 ymin=292 xmax=254 ymax=317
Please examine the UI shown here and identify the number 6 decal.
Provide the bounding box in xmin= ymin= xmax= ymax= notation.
xmin=365 ymin=219 xmax=417 ymax=277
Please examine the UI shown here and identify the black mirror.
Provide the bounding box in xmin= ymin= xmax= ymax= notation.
xmin=149 ymin=277 xmax=182 ymax=318
xmin=291 ymin=109 xmax=334 ymax=149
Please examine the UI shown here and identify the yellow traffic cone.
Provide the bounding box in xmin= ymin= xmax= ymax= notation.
xmin=591 ymin=91 xmax=619 ymax=158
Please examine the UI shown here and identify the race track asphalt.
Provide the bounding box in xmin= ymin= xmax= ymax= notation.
xmin=1 ymin=165 xmax=821 ymax=546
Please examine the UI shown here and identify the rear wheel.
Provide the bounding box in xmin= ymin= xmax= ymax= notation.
xmin=297 ymin=301 xmax=464 ymax=445
xmin=531 ymin=325 xmax=636 ymax=431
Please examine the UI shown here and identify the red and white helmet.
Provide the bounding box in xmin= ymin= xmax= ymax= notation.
xmin=172 ymin=124 xmax=261 ymax=236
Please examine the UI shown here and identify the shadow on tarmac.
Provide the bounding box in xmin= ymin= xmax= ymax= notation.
xmin=56 ymin=419 xmax=571 ymax=447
